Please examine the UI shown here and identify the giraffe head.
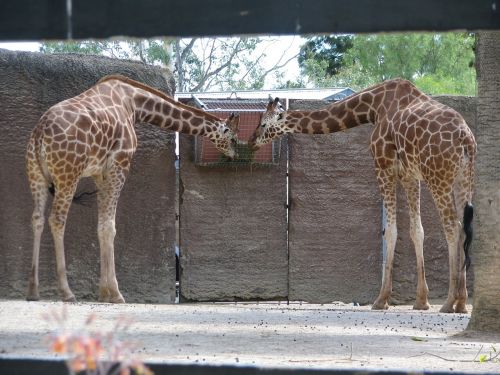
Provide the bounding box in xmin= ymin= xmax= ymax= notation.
xmin=209 ymin=113 xmax=240 ymax=159
xmin=248 ymin=97 xmax=286 ymax=150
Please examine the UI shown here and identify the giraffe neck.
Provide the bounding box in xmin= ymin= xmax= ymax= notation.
xmin=132 ymin=90 xmax=219 ymax=136
xmin=284 ymin=80 xmax=402 ymax=134
xmin=95 ymin=75 xmax=223 ymax=136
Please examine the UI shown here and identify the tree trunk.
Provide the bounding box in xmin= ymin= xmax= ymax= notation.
xmin=466 ymin=31 xmax=500 ymax=332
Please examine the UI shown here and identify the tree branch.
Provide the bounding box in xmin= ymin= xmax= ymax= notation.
xmin=190 ymin=39 xmax=244 ymax=92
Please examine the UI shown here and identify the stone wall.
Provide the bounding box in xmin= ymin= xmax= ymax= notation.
xmin=0 ymin=49 xmax=177 ymax=303
xmin=287 ymin=100 xmax=382 ymax=304
xmin=468 ymin=31 xmax=500 ymax=331
xmin=178 ymin=136 xmax=288 ymax=301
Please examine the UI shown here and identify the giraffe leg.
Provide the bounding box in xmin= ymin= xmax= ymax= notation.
xmin=27 ymin=175 xmax=49 ymax=301
xmin=429 ymin=187 xmax=461 ymax=313
xmin=400 ymin=177 xmax=430 ymax=310
xmin=454 ymin=227 xmax=468 ymax=314
xmin=94 ymin=164 xmax=128 ymax=304
xmin=48 ymin=182 xmax=79 ymax=302
xmin=372 ymin=172 xmax=397 ymax=311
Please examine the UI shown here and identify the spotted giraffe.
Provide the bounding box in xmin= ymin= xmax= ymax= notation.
xmin=26 ymin=74 xmax=239 ymax=303
xmin=248 ymin=78 xmax=476 ymax=313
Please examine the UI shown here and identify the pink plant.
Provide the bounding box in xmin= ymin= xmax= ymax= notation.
xmin=44 ymin=306 xmax=153 ymax=375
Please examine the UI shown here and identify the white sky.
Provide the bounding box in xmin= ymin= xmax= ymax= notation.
xmin=0 ymin=36 xmax=303 ymax=89
xmin=0 ymin=42 xmax=40 ymax=52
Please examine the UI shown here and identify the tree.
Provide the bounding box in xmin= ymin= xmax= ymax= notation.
xmin=466 ymin=31 xmax=500 ymax=333
xmin=40 ymin=40 xmax=133 ymax=59
xmin=298 ymin=35 xmax=353 ymax=79
xmin=40 ymin=38 xmax=298 ymax=92
xmin=298 ymin=33 xmax=476 ymax=95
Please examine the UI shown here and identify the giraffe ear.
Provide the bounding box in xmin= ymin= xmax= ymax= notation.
xmin=267 ymin=97 xmax=279 ymax=110
xmin=228 ymin=113 xmax=240 ymax=135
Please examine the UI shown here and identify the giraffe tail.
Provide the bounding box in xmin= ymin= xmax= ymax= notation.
xmin=461 ymin=131 xmax=475 ymax=271
xmin=462 ymin=203 xmax=473 ymax=271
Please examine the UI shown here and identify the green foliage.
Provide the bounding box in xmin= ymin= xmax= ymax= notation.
xmin=40 ymin=41 xmax=117 ymax=55
xmin=414 ymin=74 xmax=475 ymax=96
xmin=275 ymin=79 xmax=307 ymax=89
xmin=40 ymin=40 xmax=169 ymax=64
xmin=299 ymin=32 xmax=476 ymax=95
xmin=298 ymin=36 xmax=353 ymax=76
xmin=273 ymin=69 xmax=307 ymax=89
xmin=477 ymin=345 xmax=500 ymax=364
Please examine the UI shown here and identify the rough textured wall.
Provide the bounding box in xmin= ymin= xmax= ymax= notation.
xmin=288 ymin=100 xmax=382 ymax=304
xmin=179 ymin=135 xmax=288 ymax=301
xmin=288 ymin=97 xmax=477 ymax=305
xmin=0 ymin=49 xmax=177 ymax=303
xmin=468 ymin=31 xmax=500 ymax=331
xmin=391 ymin=96 xmax=477 ymax=304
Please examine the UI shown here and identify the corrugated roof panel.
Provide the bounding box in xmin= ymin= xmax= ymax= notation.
xmin=176 ymin=87 xmax=354 ymax=101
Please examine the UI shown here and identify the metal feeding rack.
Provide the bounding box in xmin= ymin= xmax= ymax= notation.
xmin=191 ymin=100 xmax=281 ymax=167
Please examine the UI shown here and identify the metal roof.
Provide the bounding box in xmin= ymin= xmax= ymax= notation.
xmin=180 ymin=98 xmax=269 ymax=111
xmin=176 ymin=87 xmax=355 ymax=102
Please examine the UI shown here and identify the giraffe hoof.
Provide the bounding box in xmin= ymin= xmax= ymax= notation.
xmin=371 ymin=301 xmax=389 ymax=310
xmin=26 ymin=295 xmax=40 ymax=302
xmin=110 ymin=295 xmax=125 ymax=304
xmin=99 ymin=294 xmax=110 ymax=303
xmin=439 ymin=304 xmax=454 ymax=313
xmin=413 ymin=301 xmax=430 ymax=310
xmin=454 ymin=304 xmax=468 ymax=314
xmin=63 ymin=295 xmax=77 ymax=303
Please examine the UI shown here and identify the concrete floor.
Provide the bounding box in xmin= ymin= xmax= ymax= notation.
xmin=0 ymin=300 xmax=499 ymax=373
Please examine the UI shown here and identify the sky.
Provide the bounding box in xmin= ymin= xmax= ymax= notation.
xmin=0 ymin=42 xmax=40 ymax=52
xmin=0 ymin=36 xmax=303 ymax=90
xmin=253 ymin=35 xmax=302 ymax=87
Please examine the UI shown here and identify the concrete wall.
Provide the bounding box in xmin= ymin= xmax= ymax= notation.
xmin=179 ymin=136 xmax=288 ymax=301
xmin=287 ymin=100 xmax=382 ymax=304
xmin=0 ymin=49 xmax=177 ymax=303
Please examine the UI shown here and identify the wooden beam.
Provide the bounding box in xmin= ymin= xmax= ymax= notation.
xmin=0 ymin=0 xmax=67 ymax=40
xmin=1 ymin=0 xmax=499 ymax=41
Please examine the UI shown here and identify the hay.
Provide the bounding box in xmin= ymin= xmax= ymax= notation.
xmin=219 ymin=140 xmax=256 ymax=164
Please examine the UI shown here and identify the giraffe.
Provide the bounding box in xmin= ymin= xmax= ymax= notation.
xmin=248 ymin=78 xmax=476 ymax=313
xmin=26 ymin=74 xmax=239 ymax=303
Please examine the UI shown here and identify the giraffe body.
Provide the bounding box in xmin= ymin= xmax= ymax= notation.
xmin=26 ymin=75 xmax=239 ymax=303
xmin=249 ymin=78 xmax=476 ymax=313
